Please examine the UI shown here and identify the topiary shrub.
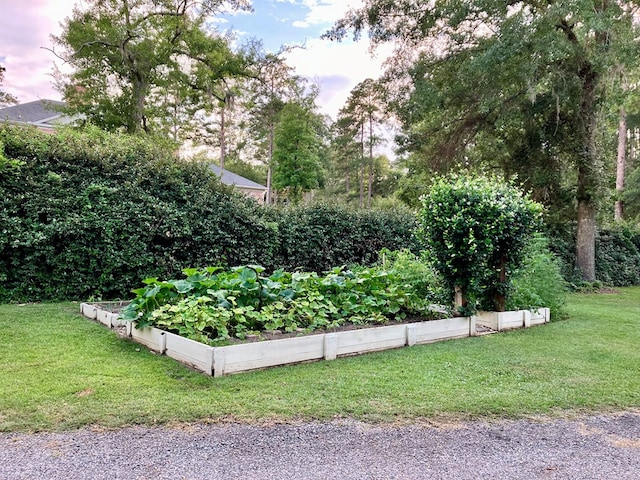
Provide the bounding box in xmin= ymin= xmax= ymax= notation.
xmin=417 ymin=174 xmax=543 ymax=313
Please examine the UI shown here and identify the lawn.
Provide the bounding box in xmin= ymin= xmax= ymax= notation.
xmin=1 ymin=288 xmax=639 ymax=432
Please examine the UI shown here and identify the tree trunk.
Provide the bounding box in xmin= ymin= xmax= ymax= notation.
xmin=367 ymin=114 xmax=373 ymax=209
xmin=220 ymin=104 xmax=226 ymax=171
xmin=493 ymin=255 xmax=507 ymax=312
xmin=266 ymin=121 xmax=274 ymax=204
xmin=345 ymin=165 xmax=350 ymax=194
xmin=359 ymin=124 xmax=364 ymax=209
xmin=559 ymin=19 xmax=602 ymax=282
xmin=128 ymin=75 xmax=147 ymax=134
xmin=576 ymin=194 xmax=596 ymax=281
xmin=454 ymin=284 xmax=467 ymax=313
xmin=615 ymin=108 xmax=627 ymax=222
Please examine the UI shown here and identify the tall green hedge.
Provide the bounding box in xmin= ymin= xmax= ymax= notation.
xmin=548 ymin=225 xmax=640 ymax=288
xmin=0 ymin=126 xmax=418 ymax=302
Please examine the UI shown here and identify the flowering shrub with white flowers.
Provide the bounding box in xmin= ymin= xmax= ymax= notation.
xmin=417 ymin=174 xmax=543 ymax=314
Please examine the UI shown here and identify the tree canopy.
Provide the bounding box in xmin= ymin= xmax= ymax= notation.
xmin=51 ymin=0 xmax=252 ymax=135
xmin=328 ymin=0 xmax=640 ymax=281
xmin=272 ymin=101 xmax=326 ymax=202
xmin=0 ymin=65 xmax=18 ymax=107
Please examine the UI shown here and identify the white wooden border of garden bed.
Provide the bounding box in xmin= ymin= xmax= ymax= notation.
xmin=80 ymin=302 xmax=550 ymax=377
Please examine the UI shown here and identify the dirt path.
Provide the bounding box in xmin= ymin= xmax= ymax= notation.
xmin=1 ymin=411 xmax=639 ymax=479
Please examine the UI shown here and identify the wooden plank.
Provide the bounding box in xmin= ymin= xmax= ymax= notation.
xmin=497 ymin=311 xmax=525 ymax=330
xmin=406 ymin=324 xmax=418 ymax=346
xmin=220 ymin=335 xmax=324 ymax=374
xmin=530 ymin=308 xmax=550 ymax=326
xmin=80 ymin=303 xmax=97 ymax=320
xmin=213 ymin=348 xmax=226 ymax=377
xmin=165 ymin=332 xmax=214 ymax=375
xmin=96 ymin=309 xmax=111 ymax=327
xmin=324 ymin=333 xmax=338 ymax=361
xmin=131 ymin=324 xmax=167 ymax=353
xmin=334 ymin=324 xmax=406 ymax=356
xmin=412 ymin=317 xmax=470 ymax=344
xmin=476 ymin=311 xmax=498 ymax=330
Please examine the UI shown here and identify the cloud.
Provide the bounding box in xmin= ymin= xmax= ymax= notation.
xmin=295 ymin=0 xmax=363 ymax=28
xmin=284 ymin=36 xmax=393 ymax=118
xmin=0 ymin=0 xmax=72 ymax=102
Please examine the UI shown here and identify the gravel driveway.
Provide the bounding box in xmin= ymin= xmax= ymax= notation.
xmin=1 ymin=411 xmax=639 ymax=479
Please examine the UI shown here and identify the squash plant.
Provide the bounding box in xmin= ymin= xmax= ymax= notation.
xmin=121 ymin=263 xmax=446 ymax=344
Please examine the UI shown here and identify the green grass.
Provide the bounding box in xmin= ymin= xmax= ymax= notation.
xmin=1 ymin=289 xmax=640 ymax=432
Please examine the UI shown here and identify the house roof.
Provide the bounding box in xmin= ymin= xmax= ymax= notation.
xmin=209 ymin=164 xmax=267 ymax=191
xmin=0 ymin=99 xmax=76 ymax=130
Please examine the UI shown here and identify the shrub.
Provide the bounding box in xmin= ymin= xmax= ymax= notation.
xmin=595 ymin=227 xmax=640 ymax=287
xmin=547 ymin=224 xmax=640 ymax=289
xmin=0 ymin=126 xmax=419 ymax=302
xmin=417 ymin=174 xmax=543 ymax=313
xmin=0 ymin=126 xmax=273 ymax=301
xmin=269 ymin=203 xmax=422 ymax=273
xmin=377 ymin=249 xmax=450 ymax=310
xmin=506 ymin=234 xmax=567 ymax=318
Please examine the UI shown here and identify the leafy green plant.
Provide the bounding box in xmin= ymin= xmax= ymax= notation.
xmin=1 ymin=126 xmax=419 ymax=302
xmin=417 ymin=174 xmax=543 ymax=313
xmin=121 ymin=262 xmax=446 ymax=343
xmin=506 ymin=234 xmax=567 ymax=319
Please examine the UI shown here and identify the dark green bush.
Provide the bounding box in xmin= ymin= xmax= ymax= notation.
xmin=417 ymin=174 xmax=543 ymax=313
xmin=595 ymin=228 xmax=640 ymax=287
xmin=0 ymin=126 xmax=418 ymax=302
xmin=0 ymin=126 xmax=274 ymax=301
xmin=547 ymin=225 xmax=640 ymax=288
xmin=272 ymin=204 xmax=422 ymax=273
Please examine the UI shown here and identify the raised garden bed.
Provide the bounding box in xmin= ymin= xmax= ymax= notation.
xmin=81 ymin=302 xmax=550 ymax=377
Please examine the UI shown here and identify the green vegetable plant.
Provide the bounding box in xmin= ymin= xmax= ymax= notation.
xmin=121 ymin=261 xmax=446 ymax=344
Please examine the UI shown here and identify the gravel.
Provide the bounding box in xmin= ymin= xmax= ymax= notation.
xmin=1 ymin=411 xmax=639 ymax=479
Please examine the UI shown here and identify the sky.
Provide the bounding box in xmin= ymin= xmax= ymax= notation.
xmin=0 ymin=0 xmax=393 ymax=120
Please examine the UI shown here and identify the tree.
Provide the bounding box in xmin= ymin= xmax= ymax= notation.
xmin=272 ymin=101 xmax=325 ymax=202
xmin=329 ymin=113 xmax=361 ymax=198
xmin=336 ymin=79 xmax=385 ymax=208
xmin=245 ymin=52 xmax=302 ymax=204
xmin=328 ymin=1 xmax=640 ymax=281
xmin=51 ymin=0 xmax=251 ymax=135
xmin=0 ymin=65 xmax=18 ymax=107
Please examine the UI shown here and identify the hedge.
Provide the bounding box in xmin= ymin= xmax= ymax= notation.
xmin=548 ymin=225 xmax=640 ymax=288
xmin=0 ymin=126 xmax=419 ymax=302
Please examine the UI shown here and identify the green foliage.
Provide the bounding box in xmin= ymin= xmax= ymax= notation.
xmin=417 ymin=175 xmax=543 ymax=313
xmin=0 ymin=125 xmax=272 ymax=301
xmin=272 ymin=102 xmax=325 ymax=201
xmin=595 ymin=227 xmax=640 ymax=287
xmin=328 ymin=0 xmax=640 ymax=281
xmin=378 ymin=249 xmax=449 ymax=310
xmin=0 ymin=64 xmax=18 ymax=107
xmin=53 ymin=0 xmax=251 ymax=136
xmin=506 ymin=235 xmax=567 ymax=319
xmin=0 ymin=126 xmax=418 ymax=302
xmin=270 ymin=203 xmax=422 ymax=273
xmin=122 ymin=263 xmax=446 ymax=343
xmin=548 ymin=225 xmax=640 ymax=289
